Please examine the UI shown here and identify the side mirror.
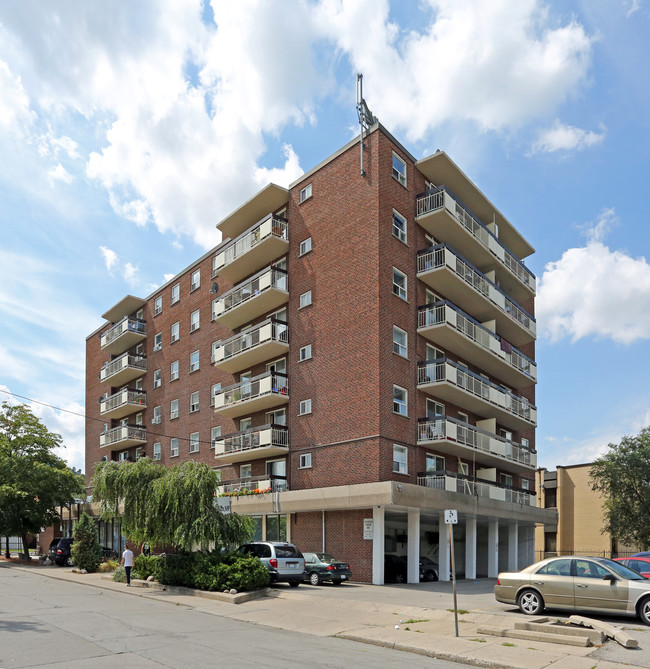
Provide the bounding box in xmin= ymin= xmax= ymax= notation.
xmin=603 ymin=573 xmax=617 ymax=582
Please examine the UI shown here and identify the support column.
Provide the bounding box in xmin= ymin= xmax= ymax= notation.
xmin=508 ymin=523 xmax=519 ymax=572
xmin=372 ymin=506 xmax=385 ymax=585
xmin=439 ymin=512 xmax=451 ymax=582
xmin=407 ymin=510 xmax=420 ymax=584
xmin=465 ymin=516 xmax=477 ymax=580
xmin=488 ymin=519 xmax=499 ymax=578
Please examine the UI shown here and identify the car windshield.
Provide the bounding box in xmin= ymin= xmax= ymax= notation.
xmin=318 ymin=553 xmax=336 ymax=563
xmin=596 ymin=558 xmax=645 ymax=581
xmin=276 ymin=546 xmax=302 ymax=558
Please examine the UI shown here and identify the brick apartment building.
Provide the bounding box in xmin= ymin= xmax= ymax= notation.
xmin=85 ymin=123 xmax=556 ymax=583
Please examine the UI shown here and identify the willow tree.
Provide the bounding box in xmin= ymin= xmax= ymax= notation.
xmin=91 ymin=458 xmax=253 ymax=551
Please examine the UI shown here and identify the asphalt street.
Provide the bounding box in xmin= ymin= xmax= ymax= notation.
xmin=0 ymin=565 xmax=474 ymax=669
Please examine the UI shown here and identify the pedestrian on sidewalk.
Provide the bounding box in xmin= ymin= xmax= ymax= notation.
xmin=121 ymin=547 xmax=134 ymax=586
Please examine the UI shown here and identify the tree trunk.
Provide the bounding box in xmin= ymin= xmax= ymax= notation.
xmin=21 ymin=534 xmax=31 ymax=560
xmin=4 ymin=536 xmax=10 ymax=559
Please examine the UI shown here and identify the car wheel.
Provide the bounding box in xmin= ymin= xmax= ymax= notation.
xmin=638 ymin=596 xmax=650 ymax=625
xmin=289 ymin=581 xmax=300 ymax=588
xmin=394 ymin=572 xmax=406 ymax=584
xmin=424 ymin=570 xmax=437 ymax=582
xmin=309 ymin=572 xmax=321 ymax=586
xmin=518 ymin=589 xmax=544 ymax=616
xmin=331 ymin=579 xmax=342 ymax=586
xmin=65 ymin=556 xmax=73 ymax=567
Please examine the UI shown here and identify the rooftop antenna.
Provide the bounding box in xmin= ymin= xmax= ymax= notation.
xmin=356 ymin=73 xmax=377 ymax=177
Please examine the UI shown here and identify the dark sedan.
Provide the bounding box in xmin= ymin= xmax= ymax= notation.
xmin=303 ymin=552 xmax=352 ymax=585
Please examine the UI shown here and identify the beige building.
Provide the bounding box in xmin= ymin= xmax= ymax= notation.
xmin=536 ymin=464 xmax=636 ymax=561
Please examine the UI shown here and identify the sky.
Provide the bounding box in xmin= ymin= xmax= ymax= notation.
xmin=1 ymin=0 xmax=649 ymax=474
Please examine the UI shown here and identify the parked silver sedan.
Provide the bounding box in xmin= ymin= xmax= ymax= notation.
xmin=495 ymin=555 xmax=650 ymax=625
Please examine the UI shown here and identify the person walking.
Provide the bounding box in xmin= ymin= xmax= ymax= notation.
xmin=121 ymin=547 xmax=134 ymax=586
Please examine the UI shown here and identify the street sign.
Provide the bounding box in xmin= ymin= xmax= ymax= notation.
xmin=216 ymin=497 xmax=231 ymax=515
xmin=363 ymin=518 xmax=373 ymax=540
xmin=444 ymin=509 xmax=458 ymax=524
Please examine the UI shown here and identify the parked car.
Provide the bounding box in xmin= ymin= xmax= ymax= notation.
xmin=302 ymin=552 xmax=352 ymax=585
xmin=614 ymin=556 xmax=650 ymax=578
xmin=52 ymin=538 xmax=118 ymax=567
xmin=384 ymin=554 xmax=424 ymax=583
xmin=237 ymin=541 xmax=304 ymax=587
xmin=418 ymin=555 xmax=439 ymax=582
xmin=494 ymin=555 xmax=650 ymax=625
xmin=633 ymin=552 xmax=650 ymax=558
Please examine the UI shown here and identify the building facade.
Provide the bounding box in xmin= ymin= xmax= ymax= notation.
xmin=86 ymin=124 xmax=555 ymax=583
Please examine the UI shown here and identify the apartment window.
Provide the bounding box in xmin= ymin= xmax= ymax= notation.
xmin=170 ymin=438 xmax=179 ymax=458
xmin=152 ymin=406 xmax=161 ymax=424
xmin=299 ymin=183 xmax=312 ymax=203
xmin=170 ymin=360 xmax=179 ymax=381
xmin=154 ymin=296 xmax=163 ymax=316
xmin=521 ymin=437 xmax=530 ymax=450
xmin=190 ymin=350 xmax=200 ymax=372
xmin=211 ymin=299 xmax=218 ymax=321
xmin=135 ymin=412 xmax=143 ymax=426
xmin=299 ymin=290 xmax=312 ymax=309
xmin=457 ymin=411 xmax=469 ymax=424
xmin=171 ymin=321 xmax=179 ymax=343
xmin=153 ymin=332 xmax=162 ymax=351
xmin=153 ymin=442 xmax=161 ymax=461
xmin=392 ymin=268 xmax=407 ymax=300
xmin=189 ymin=432 xmax=200 ymax=453
xmin=299 ymin=399 xmax=312 ymax=415
xmin=134 ymin=378 xmax=143 ymax=390
xmin=190 ymin=309 xmax=200 ymax=332
xmin=392 ymin=326 xmax=407 ymax=358
xmin=267 ymin=407 xmax=287 ymax=426
xmin=119 ymin=451 xmax=129 ymax=462
xmin=211 ymin=255 xmax=218 ymax=278
xmin=393 ymin=444 xmax=408 ymax=474
xmin=211 ymin=383 xmax=221 ymax=406
xmin=393 ymin=385 xmax=407 ymax=416
xmin=190 ymin=268 xmax=200 ymax=292
xmin=459 ymin=461 xmax=469 ymax=476
xmin=299 ymin=453 xmax=312 ymax=469
xmin=170 ymin=399 xmax=179 ymax=420
xmin=426 ymin=454 xmax=445 ymax=474
xmin=500 ymin=473 xmax=513 ymax=488
xmin=392 ymin=210 xmax=407 ymax=243
xmin=153 ymin=369 xmax=162 ymax=389
xmin=392 ymin=152 xmax=407 ymax=187
xmin=171 ymin=283 xmax=180 ymax=305
xmin=426 ymin=399 xmax=444 ymax=419
xmin=190 ymin=391 xmax=199 ymax=413
xmin=521 ymin=479 xmax=530 ymax=490
xmin=299 ymin=344 xmax=312 ymax=361
xmin=240 ymin=464 xmax=252 ymax=479
xmin=299 ymin=237 xmax=312 ymax=256
xmin=211 ymin=426 xmax=221 ymax=448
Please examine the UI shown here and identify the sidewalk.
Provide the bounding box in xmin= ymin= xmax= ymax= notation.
xmin=10 ymin=563 xmax=650 ymax=669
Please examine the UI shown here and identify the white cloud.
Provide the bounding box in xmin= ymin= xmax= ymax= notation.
xmin=625 ymin=0 xmax=641 ymax=18
xmin=537 ymin=210 xmax=650 ymax=344
xmin=48 ymin=162 xmax=74 ymax=184
xmin=0 ymin=60 xmax=33 ymax=128
xmin=99 ymin=246 xmax=119 ymax=274
xmin=122 ymin=262 xmax=139 ymax=287
xmin=530 ymin=120 xmax=606 ymax=154
xmin=163 ymin=273 xmax=175 ymax=282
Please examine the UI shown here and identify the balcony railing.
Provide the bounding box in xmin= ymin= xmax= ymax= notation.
xmin=416 ymin=187 xmax=535 ymax=293
xmin=213 ymin=216 xmax=288 ymax=282
xmin=417 ymin=244 xmax=535 ymax=341
xmin=418 ymin=301 xmax=536 ymax=383
xmin=417 ymin=358 xmax=536 ymax=427
xmin=99 ymin=424 xmax=147 ymax=449
xmin=100 ymin=317 xmax=146 ymax=352
xmin=213 ymin=371 xmax=289 ymax=417
xmin=212 ymin=318 xmax=288 ymax=372
xmin=100 ymin=352 xmax=147 ymax=384
xmin=417 ymin=416 xmax=536 ymax=469
xmin=214 ymin=424 xmax=288 ymax=462
xmin=217 ymin=475 xmax=288 ymax=496
xmin=99 ymin=388 xmax=147 ymax=418
xmin=416 ymin=471 xmax=535 ymax=506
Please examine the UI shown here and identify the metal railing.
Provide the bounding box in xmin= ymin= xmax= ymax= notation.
xmin=214 ymin=266 xmax=288 ymax=317
xmin=417 ymin=358 xmax=536 ymax=424
xmin=418 ymin=301 xmax=536 ymax=380
xmin=99 ymin=388 xmax=147 ymax=414
xmin=214 ymin=424 xmax=288 ymax=455
xmin=100 ymin=425 xmax=146 ymax=446
xmin=100 ymin=317 xmax=146 ymax=348
xmin=417 ymin=244 xmax=535 ymax=337
xmin=218 ymin=475 xmax=288 ymax=495
xmin=214 ymin=318 xmax=288 ymax=364
xmin=100 ymin=352 xmax=146 ymax=381
xmin=417 ymin=416 xmax=536 ymax=467
xmin=416 ymin=186 xmax=535 ymax=290
xmin=417 ymin=471 xmax=535 ymax=505
xmin=215 ymin=371 xmax=288 ymax=408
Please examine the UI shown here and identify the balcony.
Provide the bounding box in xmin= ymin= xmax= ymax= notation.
xmin=213 ymin=371 xmax=289 ymax=418
xmin=417 ymin=301 xmax=536 ymax=389
xmin=214 ymin=424 xmax=289 ymax=463
xmin=417 ymin=244 xmax=535 ymax=347
xmin=100 ymin=317 xmax=147 ymax=355
xmin=213 ymin=215 xmax=288 ymax=284
xmin=217 ymin=183 xmax=289 ymax=240
xmin=417 ymin=417 xmax=536 ymax=473
xmin=417 ymin=471 xmax=535 ymax=506
xmin=217 ymin=474 xmax=288 ymax=496
xmin=99 ymin=424 xmax=147 ymax=451
xmin=416 ymin=187 xmax=536 ymax=300
xmin=213 ymin=318 xmax=289 ymax=373
xmin=212 ymin=266 xmax=289 ymax=330
xmin=99 ymin=388 xmax=147 ymax=419
xmin=99 ymin=352 xmax=147 ymax=386
xmin=417 ymin=358 xmax=536 ymax=432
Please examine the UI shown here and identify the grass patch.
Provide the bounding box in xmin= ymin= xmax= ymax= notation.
xmin=402 ymin=619 xmax=429 ymax=624
xmin=470 ymin=638 xmax=486 ymax=643
xmin=502 ymin=642 xmax=516 ymax=647
xmin=447 ymin=608 xmax=469 ymax=614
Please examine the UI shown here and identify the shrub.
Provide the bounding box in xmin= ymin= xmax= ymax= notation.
xmin=98 ymin=558 xmax=119 ymax=572
xmin=133 ymin=554 xmax=161 ymax=581
xmin=70 ymin=512 xmax=102 ymax=572
xmin=112 ymin=566 xmax=127 ymax=583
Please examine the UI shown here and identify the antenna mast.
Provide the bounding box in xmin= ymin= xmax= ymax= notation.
xmin=356 ymin=73 xmax=377 ymax=177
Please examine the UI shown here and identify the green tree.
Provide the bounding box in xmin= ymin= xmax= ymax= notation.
xmin=0 ymin=402 xmax=84 ymax=559
xmin=590 ymin=426 xmax=650 ymax=550
xmin=91 ymin=458 xmax=253 ymax=552
xmin=70 ymin=512 xmax=102 ymax=571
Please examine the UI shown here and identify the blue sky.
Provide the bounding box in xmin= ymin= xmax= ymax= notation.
xmin=1 ymin=0 xmax=649 ymax=473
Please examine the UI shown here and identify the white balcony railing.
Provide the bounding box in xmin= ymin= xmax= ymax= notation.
xmin=417 ymin=417 xmax=536 ymax=468
xmin=213 ymin=372 xmax=288 ymax=412
xmin=100 ymin=352 xmax=147 ymax=383
xmin=418 ymin=301 xmax=536 ymax=381
xmin=416 ymin=187 xmax=536 ymax=292
xmin=99 ymin=425 xmax=146 ymax=447
xmin=417 ymin=473 xmax=535 ymax=506
xmin=99 ymin=388 xmax=147 ymax=416
xmin=100 ymin=317 xmax=146 ymax=349
xmin=214 ymin=424 xmax=288 ymax=457
xmin=213 ymin=318 xmax=288 ymax=366
xmin=217 ymin=475 xmax=288 ymax=495
xmin=417 ymin=244 xmax=536 ymax=339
